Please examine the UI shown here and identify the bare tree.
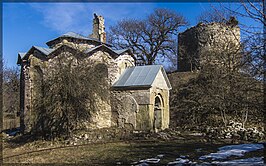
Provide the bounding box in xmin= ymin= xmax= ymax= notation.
xmin=229 ymin=1 xmax=266 ymax=26
xmin=2 ymin=66 xmax=20 ymax=130
xmin=197 ymin=6 xmax=235 ymax=23
xmin=225 ymin=1 xmax=265 ymax=79
xmin=31 ymin=50 xmax=109 ymax=139
xmin=3 ymin=67 xmax=20 ymax=115
xmin=108 ymin=8 xmax=188 ymax=66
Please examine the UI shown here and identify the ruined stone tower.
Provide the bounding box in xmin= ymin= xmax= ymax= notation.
xmin=178 ymin=17 xmax=241 ymax=72
xmin=90 ymin=13 xmax=106 ymax=43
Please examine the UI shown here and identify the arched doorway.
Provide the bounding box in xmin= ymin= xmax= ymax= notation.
xmin=154 ymin=95 xmax=163 ymax=131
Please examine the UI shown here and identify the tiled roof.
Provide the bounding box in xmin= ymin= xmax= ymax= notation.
xmin=112 ymin=65 xmax=168 ymax=89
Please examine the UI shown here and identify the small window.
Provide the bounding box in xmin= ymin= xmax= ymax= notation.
xmin=155 ymin=96 xmax=161 ymax=109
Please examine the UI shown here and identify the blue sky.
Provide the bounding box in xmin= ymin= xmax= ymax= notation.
xmin=3 ymin=2 xmax=261 ymax=68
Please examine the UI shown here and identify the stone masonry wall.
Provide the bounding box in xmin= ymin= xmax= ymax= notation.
xmin=53 ymin=39 xmax=96 ymax=51
xmin=90 ymin=14 xmax=106 ymax=43
xmin=115 ymin=53 xmax=135 ymax=76
xmin=22 ymin=48 xmax=121 ymax=131
xmin=178 ymin=21 xmax=240 ymax=72
xmin=20 ymin=63 xmax=31 ymax=132
xmin=111 ymin=87 xmax=170 ymax=131
xmin=111 ymin=89 xmax=152 ymax=131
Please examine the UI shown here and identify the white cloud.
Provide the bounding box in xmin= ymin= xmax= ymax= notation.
xmin=29 ymin=3 xmax=157 ymax=36
xmin=30 ymin=3 xmax=90 ymax=34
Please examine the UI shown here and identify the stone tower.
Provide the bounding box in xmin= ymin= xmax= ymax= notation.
xmin=90 ymin=13 xmax=106 ymax=43
xmin=178 ymin=17 xmax=241 ymax=72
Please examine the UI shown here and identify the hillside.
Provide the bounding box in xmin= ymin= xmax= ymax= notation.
xmin=167 ymin=70 xmax=265 ymax=141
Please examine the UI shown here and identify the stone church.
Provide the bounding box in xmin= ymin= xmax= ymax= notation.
xmin=17 ymin=14 xmax=172 ymax=133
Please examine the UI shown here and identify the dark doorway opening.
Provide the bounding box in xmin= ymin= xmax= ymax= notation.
xmin=154 ymin=96 xmax=162 ymax=131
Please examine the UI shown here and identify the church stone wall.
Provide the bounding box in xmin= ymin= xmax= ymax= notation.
xmin=20 ymin=63 xmax=31 ymax=132
xmin=111 ymin=89 xmax=152 ymax=131
xmin=115 ymin=54 xmax=135 ymax=76
xmin=111 ymin=87 xmax=170 ymax=131
xmin=21 ymin=49 xmax=171 ymax=132
xmin=21 ymin=45 xmax=140 ymax=132
xmin=21 ymin=49 xmax=119 ymax=132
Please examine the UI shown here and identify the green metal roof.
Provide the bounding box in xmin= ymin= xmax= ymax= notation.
xmin=112 ymin=65 xmax=171 ymax=89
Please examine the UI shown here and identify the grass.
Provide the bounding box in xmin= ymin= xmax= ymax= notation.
xmin=3 ymin=139 xmax=226 ymax=165
xmin=2 ymin=129 xmax=264 ymax=165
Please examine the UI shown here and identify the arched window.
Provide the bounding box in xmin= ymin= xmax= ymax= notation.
xmin=154 ymin=96 xmax=161 ymax=109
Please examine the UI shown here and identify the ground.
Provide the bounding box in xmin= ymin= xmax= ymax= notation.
xmin=2 ymin=129 xmax=264 ymax=165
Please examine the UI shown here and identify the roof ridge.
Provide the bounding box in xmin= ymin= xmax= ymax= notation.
xmin=33 ymin=45 xmax=53 ymax=49
xmin=46 ymin=32 xmax=113 ymax=47
xmin=84 ymin=44 xmax=119 ymax=57
xmin=84 ymin=45 xmax=102 ymax=53
xmin=33 ymin=46 xmax=54 ymax=56
xmin=64 ymin=31 xmax=86 ymax=37
xmin=18 ymin=52 xmax=26 ymax=54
